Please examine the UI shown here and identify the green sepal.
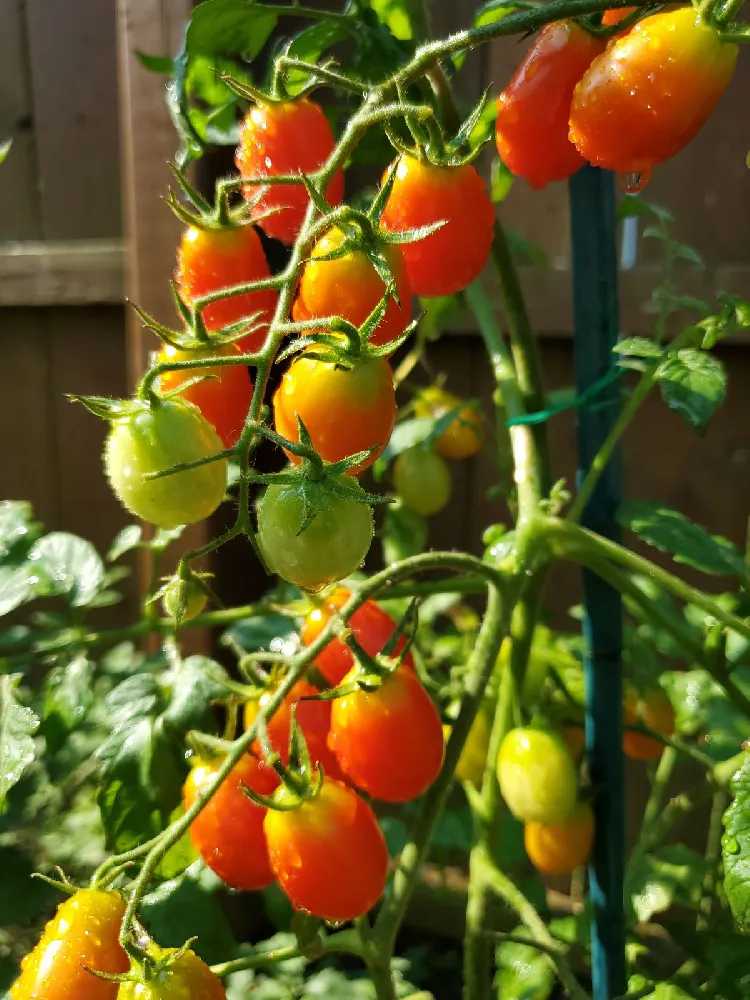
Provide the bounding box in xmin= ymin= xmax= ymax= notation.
xmin=68 ymin=394 xmax=144 ymax=421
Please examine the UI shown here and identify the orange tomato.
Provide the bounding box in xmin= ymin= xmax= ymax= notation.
xmin=524 ymin=801 xmax=594 ymax=874
xmin=623 ymin=689 xmax=675 ymax=761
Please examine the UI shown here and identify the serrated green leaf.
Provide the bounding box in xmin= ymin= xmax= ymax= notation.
xmin=0 ymin=500 xmax=41 ymax=562
xmin=614 ymin=337 xmax=665 ymax=360
xmin=28 ymin=532 xmax=105 ymax=606
xmin=136 ymin=50 xmax=174 ymax=73
xmin=223 ymin=612 xmax=298 ymax=653
xmin=493 ymin=932 xmax=555 ymax=1000
xmin=656 ymin=349 xmax=726 ymax=434
xmin=43 ymin=655 xmax=94 ymax=751
xmin=108 ymin=525 xmax=143 ymax=561
xmin=0 ymin=675 xmax=39 ymax=804
xmin=162 ymin=655 xmax=230 ymax=733
xmin=0 ymin=565 xmax=34 ymax=616
xmin=628 ymin=845 xmax=710 ymax=923
xmin=186 ymin=0 xmax=278 ymax=62
xmin=723 ymin=754 xmax=750 ymax=933
xmin=617 ymin=501 xmax=747 ymax=581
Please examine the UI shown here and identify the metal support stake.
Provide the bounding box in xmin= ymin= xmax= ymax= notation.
xmin=569 ymin=164 xmax=626 ymax=1000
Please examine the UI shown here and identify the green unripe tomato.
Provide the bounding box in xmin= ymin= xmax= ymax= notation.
xmin=162 ymin=577 xmax=208 ymax=623
xmin=104 ymin=398 xmax=227 ymax=530
xmin=257 ymin=474 xmax=374 ymax=591
xmin=444 ymin=705 xmax=493 ymax=788
xmin=393 ymin=447 xmax=451 ymax=516
xmin=497 ymin=727 xmax=578 ymax=823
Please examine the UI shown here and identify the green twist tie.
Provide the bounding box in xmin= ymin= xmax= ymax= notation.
xmin=506 ymin=364 xmax=623 ymax=427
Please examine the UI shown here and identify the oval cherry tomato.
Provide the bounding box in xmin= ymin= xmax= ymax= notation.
xmin=104 ymin=398 xmax=227 ymax=529
xmin=256 ymin=476 xmax=374 ymax=591
xmin=393 ymin=448 xmax=451 ymax=517
xmin=183 ymin=752 xmax=278 ymax=891
xmin=264 ymin=775 xmax=388 ymax=921
xmin=561 ymin=724 xmax=586 ymax=761
xmin=329 ymin=664 xmax=444 ymax=802
xmin=10 ymin=889 xmax=129 ymax=1000
xmin=292 ymin=227 xmax=412 ymax=350
xmin=162 ymin=576 xmax=208 ymax=622
xmin=158 ymin=342 xmax=252 ymax=448
xmin=414 ymin=387 xmax=482 ymax=460
xmin=623 ymin=688 xmax=675 ymax=761
xmin=273 ymin=354 xmax=396 ymax=475
xmin=443 ymin=704 xmax=493 ymax=789
xmin=497 ymin=727 xmax=578 ymax=823
xmin=236 ymin=98 xmax=344 ymax=246
xmin=379 ymin=156 xmax=494 ymax=297
xmin=301 ymin=587 xmax=415 ymax=686
xmin=117 ymin=946 xmax=225 ymax=1000
xmin=569 ymin=8 xmax=738 ymax=178
xmin=495 ymin=21 xmax=605 ymax=189
xmin=244 ymin=679 xmax=343 ymax=781
xmin=176 ymin=224 xmax=277 ymax=351
xmin=524 ymin=801 xmax=594 ymax=875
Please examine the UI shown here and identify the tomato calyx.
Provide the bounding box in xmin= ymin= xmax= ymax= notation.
xmin=384 ymin=85 xmax=493 ymax=169
xmin=243 ymin=713 xmax=325 ymax=812
xmin=336 ymin=596 xmax=419 ymax=690
xmin=154 ymin=566 xmax=214 ymax=626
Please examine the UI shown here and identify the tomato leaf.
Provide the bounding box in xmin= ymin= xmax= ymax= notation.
xmin=0 ymin=675 xmax=39 ymax=805
xmin=27 ymin=532 xmax=105 ymax=606
xmin=223 ymin=612 xmax=298 ymax=653
xmin=186 ymin=0 xmax=278 ymax=62
xmin=0 ymin=500 xmax=42 ymax=563
xmin=0 ymin=565 xmax=34 ymax=616
xmin=614 ymin=337 xmax=665 ymax=361
xmin=107 ymin=524 xmax=143 ymax=561
xmin=722 ymin=753 xmax=750 ymax=934
xmin=136 ymin=50 xmax=174 ymax=73
xmin=494 ymin=931 xmax=555 ymax=1000
xmin=42 ymin=654 xmax=95 ymax=752
xmin=284 ymin=20 xmax=351 ymax=96
xmin=617 ymin=501 xmax=748 ymax=582
xmin=699 ymin=293 xmax=750 ymax=350
xmin=628 ymin=845 xmax=710 ymax=923
xmin=655 ymin=349 xmax=726 ymax=434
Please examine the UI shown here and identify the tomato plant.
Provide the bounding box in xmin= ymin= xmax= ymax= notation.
xmin=328 ymin=663 xmax=445 ymax=802
xmin=263 ymin=775 xmax=389 ymax=922
xmin=300 ymin=586 xmax=415 ymax=685
xmin=6 ymin=1 xmax=750 ymax=999
xmin=183 ymin=753 xmax=277 ymax=890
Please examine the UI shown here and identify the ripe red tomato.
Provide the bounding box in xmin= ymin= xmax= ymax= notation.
xmin=379 ymin=156 xmax=494 ymax=297
xmin=10 ymin=889 xmax=129 ymax=1000
xmin=495 ymin=21 xmax=605 ymax=189
xmin=104 ymin=398 xmax=228 ymax=529
xmin=235 ymin=98 xmax=344 ymax=245
xmin=414 ymin=387 xmax=482 ymax=460
xmin=524 ymin=801 xmax=594 ymax=875
xmin=117 ymin=947 xmax=225 ymax=1000
xmin=244 ymin=678 xmax=343 ymax=780
xmin=292 ymin=227 xmax=412 ymax=350
xmin=157 ymin=342 xmax=252 ymax=448
xmin=256 ymin=475 xmax=374 ymax=591
xmin=393 ymin=448 xmax=451 ymax=517
xmin=497 ymin=727 xmax=578 ymax=823
xmin=623 ymin=689 xmax=675 ymax=761
xmin=328 ymin=664 xmax=444 ymax=802
xmin=176 ymin=224 xmax=278 ymax=351
xmin=264 ymin=775 xmax=388 ymax=921
xmin=273 ymin=354 xmax=396 ymax=475
xmin=300 ymin=586 xmax=415 ymax=686
xmin=569 ymin=8 xmax=738 ymax=179
xmin=183 ymin=752 xmax=278 ymax=890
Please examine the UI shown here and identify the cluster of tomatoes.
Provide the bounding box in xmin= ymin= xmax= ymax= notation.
xmin=185 ymin=587 xmax=444 ymax=922
xmin=496 ymin=5 xmax=738 ymax=191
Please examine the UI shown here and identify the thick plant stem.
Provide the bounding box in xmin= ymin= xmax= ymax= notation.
xmin=491 ymin=221 xmax=551 ymax=499
xmin=697 ymin=787 xmax=728 ymax=931
xmin=626 ymin=747 xmax=677 ymax=894
xmin=366 ymin=954 xmax=399 ymax=1000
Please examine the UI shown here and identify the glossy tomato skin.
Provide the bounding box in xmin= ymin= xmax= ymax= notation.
xmin=524 ymin=801 xmax=594 ymax=875
xmin=329 ymin=664 xmax=444 ymax=802
xmin=176 ymin=225 xmax=277 ymax=352
xmin=379 ymin=156 xmax=494 ymax=297
xmin=292 ymin=227 xmax=412 ymax=351
xmin=104 ymin=399 xmax=227 ymax=530
xmin=183 ymin=753 xmax=278 ymax=891
xmin=414 ymin=387 xmax=482 ymax=460
xmin=273 ymin=355 xmax=396 ymax=475
xmin=495 ymin=21 xmax=605 ymax=189
xmin=10 ymin=889 xmax=128 ymax=1000
xmin=569 ymin=8 xmax=738 ymax=176
xmin=393 ymin=448 xmax=451 ymax=517
xmin=117 ymin=948 xmax=225 ymax=1000
xmin=236 ymin=99 xmax=344 ymax=246
xmin=244 ymin=679 xmax=343 ymax=781
xmin=257 ymin=476 xmax=374 ymax=591
xmin=497 ymin=727 xmax=578 ymax=823
xmin=623 ymin=689 xmax=675 ymax=761
xmin=301 ymin=587 xmax=414 ymax=686
xmin=264 ymin=776 xmax=388 ymax=921
xmin=158 ymin=343 xmax=252 ymax=448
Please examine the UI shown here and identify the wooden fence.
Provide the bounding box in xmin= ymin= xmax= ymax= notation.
xmin=2 ymin=0 xmax=750 ymax=640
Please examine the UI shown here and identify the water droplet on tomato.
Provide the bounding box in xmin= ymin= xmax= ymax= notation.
xmin=619 ymin=169 xmax=651 ymax=194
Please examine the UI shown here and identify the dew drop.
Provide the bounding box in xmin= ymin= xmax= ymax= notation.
xmin=619 ymin=168 xmax=651 ymax=194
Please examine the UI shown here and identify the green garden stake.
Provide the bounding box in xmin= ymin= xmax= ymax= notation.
xmin=569 ymin=164 xmax=626 ymax=1000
